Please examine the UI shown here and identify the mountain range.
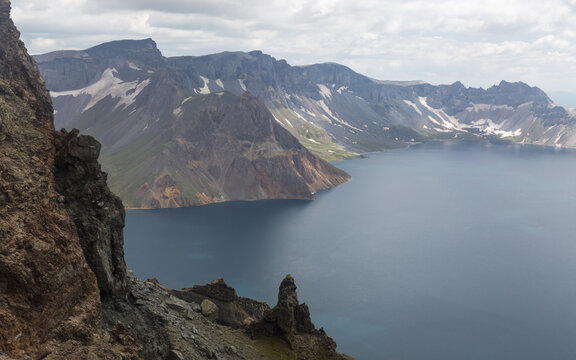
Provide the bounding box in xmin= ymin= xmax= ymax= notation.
xmin=35 ymin=39 xmax=576 ymax=208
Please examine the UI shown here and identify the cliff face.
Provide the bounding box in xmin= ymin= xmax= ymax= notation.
xmin=125 ymin=92 xmax=350 ymax=208
xmin=53 ymin=129 xmax=127 ymax=296
xmin=0 ymin=0 xmax=102 ymax=356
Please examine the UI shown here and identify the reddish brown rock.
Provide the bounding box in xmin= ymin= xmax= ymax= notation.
xmin=0 ymin=0 xmax=102 ymax=356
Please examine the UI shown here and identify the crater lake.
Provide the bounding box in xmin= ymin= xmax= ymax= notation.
xmin=125 ymin=141 xmax=576 ymax=360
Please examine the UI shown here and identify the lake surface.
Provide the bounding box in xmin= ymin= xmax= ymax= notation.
xmin=125 ymin=141 xmax=576 ymax=360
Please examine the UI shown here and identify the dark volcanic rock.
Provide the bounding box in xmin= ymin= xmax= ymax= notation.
xmin=253 ymin=274 xmax=317 ymax=337
xmin=189 ymin=278 xmax=237 ymax=302
xmin=53 ymin=128 xmax=128 ymax=296
xmin=171 ymin=278 xmax=270 ymax=327
xmin=250 ymin=275 xmax=347 ymax=358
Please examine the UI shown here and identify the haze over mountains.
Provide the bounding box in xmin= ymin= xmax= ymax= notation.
xmin=35 ymin=39 xmax=576 ymax=207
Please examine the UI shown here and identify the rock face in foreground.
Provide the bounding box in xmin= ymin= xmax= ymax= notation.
xmin=0 ymin=0 xmax=102 ymax=355
xmin=103 ymin=275 xmax=354 ymax=360
xmin=0 ymin=2 xmax=353 ymax=359
xmin=53 ymin=128 xmax=128 ymax=296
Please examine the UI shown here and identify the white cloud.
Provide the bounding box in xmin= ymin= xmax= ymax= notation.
xmin=9 ymin=0 xmax=576 ymax=95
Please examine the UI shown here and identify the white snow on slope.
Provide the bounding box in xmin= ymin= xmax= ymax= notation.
xmin=465 ymin=103 xmax=514 ymax=112
xmin=418 ymin=97 xmax=460 ymax=130
xmin=51 ymin=68 xmax=150 ymax=112
xmin=470 ymin=119 xmax=522 ymax=137
xmin=315 ymin=99 xmax=364 ymax=132
xmin=403 ymin=100 xmax=422 ymax=116
xmin=238 ymin=79 xmax=247 ymax=91
xmin=198 ymin=76 xmax=211 ymax=94
xmin=317 ymin=84 xmax=332 ymax=99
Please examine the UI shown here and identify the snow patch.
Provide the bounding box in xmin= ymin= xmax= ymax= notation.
xmin=198 ymin=76 xmax=211 ymax=94
xmin=403 ymin=100 xmax=422 ymax=116
xmin=419 ymin=97 xmax=462 ymax=130
xmin=470 ymin=119 xmax=522 ymax=137
xmin=51 ymin=67 xmax=151 ymax=112
xmin=238 ymin=79 xmax=247 ymax=91
xmin=466 ymin=103 xmax=514 ymax=112
xmin=127 ymin=62 xmax=142 ymax=71
xmin=317 ymin=99 xmax=363 ymax=131
xmin=427 ymin=115 xmax=441 ymax=126
xmin=173 ymin=107 xmax=183 ymax=118
xmin=336 ymin=86 xmax=348 ymax=94
xmin=317 ymin=84 xmax=332 ymax=99
xmin=215 ymin=78 xmax=224 ymax=89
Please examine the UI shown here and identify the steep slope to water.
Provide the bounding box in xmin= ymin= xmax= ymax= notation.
xmin=36 ymin=40 xmax=349 ymax=208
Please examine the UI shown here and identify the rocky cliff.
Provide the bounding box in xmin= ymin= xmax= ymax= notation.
xmin=0 ymin=2 xmax=353 ymax=359
xmin=0 ymin=0 xmax=102 ymax=355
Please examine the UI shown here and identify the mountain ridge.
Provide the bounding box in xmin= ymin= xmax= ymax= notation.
xmin=39 ymin=39 xmax=576 ymax=150
xmin=36 ymin=39 xmax=576 ymax=209
xmin=38 ymin=39 xmax=350 ymax=208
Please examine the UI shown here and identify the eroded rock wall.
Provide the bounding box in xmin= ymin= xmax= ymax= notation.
xmin=0 ymin=0 xmax=101 ymax=356
xmin=53 ymin=129 xmax=127 ymax=297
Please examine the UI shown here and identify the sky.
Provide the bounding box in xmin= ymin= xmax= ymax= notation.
xmin=9 ymin=0 xmax=576 ymax=105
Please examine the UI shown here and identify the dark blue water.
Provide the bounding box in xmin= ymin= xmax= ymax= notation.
xmin=125 ymin=141 xmax=576 ymax=360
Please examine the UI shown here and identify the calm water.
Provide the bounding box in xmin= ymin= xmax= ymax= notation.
xmin=125 ymin=141 xmax=576 ymax=360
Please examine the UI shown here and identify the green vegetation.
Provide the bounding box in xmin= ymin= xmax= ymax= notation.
xmin=270 ymin=107 xmax=358 ymax=161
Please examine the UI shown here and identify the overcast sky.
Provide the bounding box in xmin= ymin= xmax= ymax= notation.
xmin=10 ymin=0 xmax=576 ymax=103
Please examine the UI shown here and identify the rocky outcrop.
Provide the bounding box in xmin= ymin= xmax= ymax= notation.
xmin=105 ymin=275 xmax=353 ymax=360
xmin=0 ymin=0 xmax=104 ymax=357
xmin=249 ymin=275 xmax=350 ymax=359
xmin=170 ymin=278 xmax=270 ymax=327
xmin=53 ymin=128 xmax=127 ymax=296
xmin=252 ymin=275 xmax=317 ymax=337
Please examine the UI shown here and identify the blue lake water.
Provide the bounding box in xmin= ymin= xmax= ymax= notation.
xmin=125 ymin=141 xmax=576 ymax=360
